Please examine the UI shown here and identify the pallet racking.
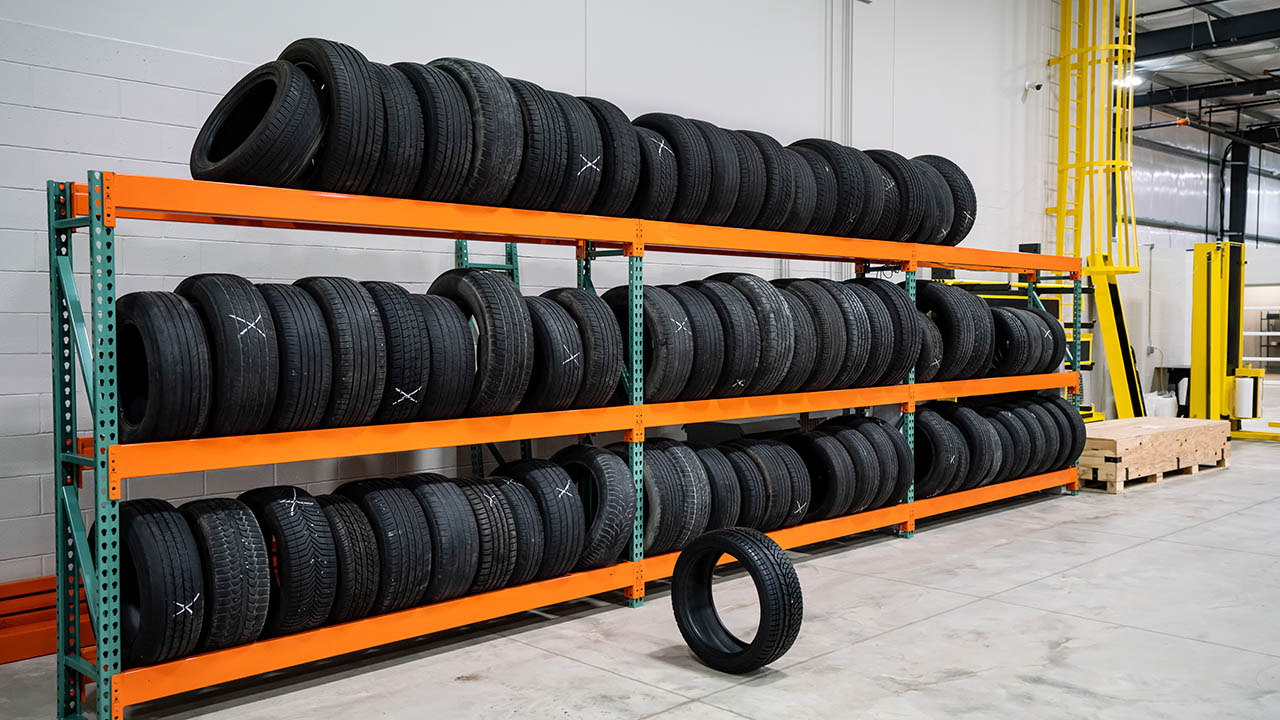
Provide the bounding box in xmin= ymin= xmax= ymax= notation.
xmin=46 ymin=172 xmax=1081 ymax=719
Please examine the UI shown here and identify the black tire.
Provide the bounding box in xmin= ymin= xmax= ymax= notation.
xmin=456 ymin=478 xmax=518 ymax=593
xmin=862 ymin=418 xmax=914 ymax=507
xmin=774 ymin=289 xmax=816 ymax=395
xmin=720 ymin=443 xmax=770 ymax=530
xmin=117 ymin=291 xmax=211 ymax=443
xmin=956 ymin=291 xmax=995 ymax=380
xmin=392 ymin=62 xmax=472 ymax=202
xmin=551 ymin=444 xmax=636 ymax=569
xmin=238 ymin=486 xmax=336 ymax=637
xmin=737 ymin=131 xmax=794 ymax=230
xmin=914 ymin=155 xmax=976 ymax=245
xmin=400 ymin=474 xmax=481 ymax=603
xmin=647 ymin=438 xmax=712 ymax=548
xmin=411 ymin=294 xmax=475 ymax=420
xmin=790 ymin=139 xmax=881 ymax=238
xmin=279 ymin=38 xmax=382 ymax=194
xmin=843 ymin=282 xmax=894 ymax=387
xmin=1032 ymin=396 xmax=1074 ymax=472
xmin=429 ymin=57 xmax=523 ymax=205
xmin=580 ymin=96 xmax=640 ymax=216
xmin=1026 ymin=307 xmax=1068 ymax=374
xmin=314 ymin=494 xmax=378 ymax=624
xmin=912 ymin=160 xmax=955 ymax=245
xmin=916 ymin=311 xmax=944 ymax=383
xmin=176 ymin=274 xmax=278 ymax=437
xmin=916 ymin=280 xmax=976 ymax=382
xmin=505 ymin=78 xmax=568 ymax=210
xmin=635 ymin=113 xmax=711 ymax=223
xmin=810 ymin=279 xmax=870 ymax=389
xmin=336 ymin=478 xmax=431 ymax=613
xmin=991 ymin=307 xmax=1034 ymax=377
xmin=980 ymin=405 xmax=1032 ymax=481
xmin=824 ymin=426 xmax=881 ymax=514
xmin=689 ymin=444 xmax=741 ymax=531
xmin=776 ymin=279 xmax=845 ymax=391
xmin=780 ymin=149 xmax=817 ymax=233
xmin=904 ymin=160 xmax=939 ymax=246
xmin=295 ymin=277 xmax=387 ymax=427
xmin=663 ymin=284 xmax=725 ymax=401
xmin=257 ymin=284 xmax=332 ymax=432
xmin=362 ymin=282 xmax=430 ymax=424
xmin=730 ymin=440 xmax=793 ymax=531
xmin=1005 ymin=307 xmax=1048 ymax=375
xmin=709 ymin=273 xmax=795 ymax=396
xmin=519 ymin=296 xmax=585 ymax=412
xmin=607 ymin=441 xmax=679 ymax=554
xmin=914 ymin=408 xmax=967 ymax=498
xmin=672 ymin=528 xmax=802 ymax=674
xmin=550 ymin=91 xmax=604 ymax=214
xmin=689 ymin=280 xmax=760 ymax=397
xmin=366 ymin=63 xmax=423 ymax=198
xmin=1005 ymin=404 xmax=1048 ymax=477
xmin=496 ymin=459 xmax=586 ymax=578
xmin=850 ymin=277 xmax=921 ymax=386
xmin=984 ymin=410 xmax=1016 ymax=482
xmin=602 ymin=285 xmax=694 ymax=403
xmin=834 ymin=418 xmax=898 ymax=509
xmin=542 ymin=287 xmax=623 ymax=409
xmin=179 ymin=498 xmax=270 ymax=651
xmin=428 ymin=269 xmax=533 ymax=416
xmin=723 ymin=129 xmax=767 ymax=228
xmin=865 ymin=149 xmax=926 ymax=243
xmin=780 ymin=432 xmax=854 ymax=521
xmin=492 ymin=477 xmax=546 ymax=586
xmin=1041 ymin=395 xmax=1086 ymax=469
xmin=934 ymin=403 xmax=1001 ymax=490
xmin=1012 ymin=400 xmax=1061 ymax=477
xmin=789 ymin=145 xmax=838 ymax=235
xmin=868 ymin=164 xmax=900 ymax=240
xmin=629 ymin=126 xmax=679 ymax=220
xmin=117 ymin=499 xmax=205 ymax=668
xmin=190 ymin=60 xmax=323 ymax=187
xmin=689 ymin=119 xmax=741 ymax=226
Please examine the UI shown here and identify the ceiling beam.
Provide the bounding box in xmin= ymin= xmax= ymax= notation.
xmin=1135 ymin=8 xmax=1280 ymax=61
xmin=1135 ymin=77 xmax=1280 ymax=107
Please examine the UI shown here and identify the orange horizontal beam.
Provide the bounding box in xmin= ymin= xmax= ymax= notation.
xmin=913 ymin=372 xmax=1079 ymax=402
xmin=111 ymin=561 xmax=636 ymax=709
xmin=911 ymin=468 xmax=1078 ymax=519
xmin=0 ymin=614 xmax=93 ymax=665
xmin=643 ymin=385 xmax=913 ymax=428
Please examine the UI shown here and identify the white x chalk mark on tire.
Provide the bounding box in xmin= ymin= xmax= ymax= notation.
xmin=578 ymin=154 xmax=602 ymax=176
xmin=391 ymin=386 xmax=422 ymax=405
xmin=229 ymin=313 xmax=266 ymax=338
xmin=174 ymin=592 xmax=201 ymax=616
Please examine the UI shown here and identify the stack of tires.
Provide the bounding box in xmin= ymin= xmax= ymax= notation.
xmin=191 ymin=38 xmax=976 ymax=243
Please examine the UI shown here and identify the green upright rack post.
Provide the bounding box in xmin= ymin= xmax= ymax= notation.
xmin=624 ymin=252 xmax=645 ymax=608
xmin=898 ymin=268 xmax=917 ymax=538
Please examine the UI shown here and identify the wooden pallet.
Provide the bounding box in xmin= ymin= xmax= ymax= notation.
xmin=1077 ymin=416 xmax=1231 ymax=495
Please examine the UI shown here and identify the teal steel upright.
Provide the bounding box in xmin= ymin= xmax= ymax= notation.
xmin=624 ymin=251 xmax=645 ymax=608
xmin=899 ymin=268 xmax=917 ymax=538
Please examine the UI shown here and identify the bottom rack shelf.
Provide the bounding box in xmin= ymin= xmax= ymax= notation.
xmin=103 ymin=467 xmax=1076 ymax=714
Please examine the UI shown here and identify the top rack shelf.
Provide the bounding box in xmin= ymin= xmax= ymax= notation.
xmin=67 ymin=174 xmax=1081 ymax=274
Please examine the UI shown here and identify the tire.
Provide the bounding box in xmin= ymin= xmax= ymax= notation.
xmin=824 ymin=426 xmax=881 ymax=514
xmin=336 ymin=478 xmax=431 ymax=613
xmin=519 ymin=296 xmax=584 ymax=412
xmin=429 ymin=57 xmax=523 ymax=205
xmin=392 ymin=62 xmax=473 ymax=202
xmin=1032 ymin=396 xmax=1074 ymax=472
xmin=984 ymin=410 xmax=1016 ymax=482
xmin=780 ymin=149 xmax=817 ymax=233
xmin=723 ymin=129 xmax=767 ymax=228
xmin=428 ymin=269 xmax=533 ymax=416
xmin=904 ymin=160 xmax=939 ymax=245
xmin=980 ymin=405 xmax=1032 ymax=481
xmin=257 ymin=284 xmax=332 ymax=432
xmin=956 ymin=291 xmax=995 ymax=380
xmin=868 ymin=164 xmax=900 ymax=240
xmin=719 ymin=443 xmax=769 ymax=530
xmin=865 ymin=418 xmax=914 ymax=506
xmin=496 ymin=459 xmax=586 ymax=578
xmin=774 ymin=290 xmax=816 ymax=395
xmin=179 ymin=498 xmax=270 ymax=651
xmin=314 ymin=494 xmax=378 ymax=624
xmin=542 ymin=288 xmax=623 ymax=409
xmin=789 ymin=145 xmax=838 ymax=235
xmin=776 ymin=279 xmax=845 ymax=391
xmin=737 ymin=131 xmax=794 ymax=230
xmin=916 ymin=311 xmax=944 ymax=383
xmin=1041 ymin=395 xmax=1086 ymax=469
xmin=399 ymin=474 xmax=481 ymax=603
xmin=850 ymin=277 xmax=922 ymax=386
xmin=608 ymin=441 xmax=680 ymax=554
xmin=550 ymin=91 xmax=604 ymax=214
xmin=629 ymin=126 xmax=679 ymax=220
xmin=689 ymin=280 xmax=760 ymax=397
xmin=580 ymin=96 xmax=641 ymax=216
xmin=366 ymin=62 xmax=424 ymax=198
xmin=505 ymin=78 xmax=568 ymax=210
xmin=190 ymin=60 xmax=323 ymax=187
xmin=915 ymin=280 xmax=976 ymax=382
xmin=279 ymin=38 xmax=382 ymax=194
xmin=1008 ymin=307 xmax=1050 ymax=375
xmin=176 ymin=274 xmax=278 ymax=436
xmin=362 ymin=282 xmax=430 ymax=424
xmin=934 ymin=403 xmax=1001 ymax=490
xmin=602 ymin=285 xmax=694 ymax=403
xmin=117 ymin=291 xmax=211 ymax=442
xmin=1012 ymin=400 xmax=1061 ymax=477
xmin=635 ymin=113 xmax=711 ymax=223
xmin=865 ymin=149 xmax=926 ymax=243
xmin=672 ymin=528 xmax=802 ymax=674
xmin=810 ymin=279 xmax=870 ymax=389
xmin=411 ymin=294 xmax=475 ymax=420
xmin=647 ymin=438 xmax=712 ymax=549
xmin=117 ymin=499 xmax=204 ymax=667
xmin=914 ymin=408 xmax=967 ymax=498
xmin=790 ymin=139 xmax=881 ymax=238
xmin=780 ymin=432 xmax=854 ymax=521
xmin=663 ymin=284 xmax=725 ymax=400
xmin=238 ymin=486 xmax=336 ymax=637
xmin=709 ymin=273 xmax=795 ymax=396
xmin=492 ymin=478 xmax=546 ymax=586
xmin=456 ymin=478 xmax=518 ymax=593
xmin=689 ymin=444 xmax=741 ymax=531
xmin=837 ymin=418 xmax=900 ymax=509
xmin=1005 ymin=404 xmax=1048 ymax=477
xmin=990 ymin=307 xmax=1033 ymax=377
xmin=914 ymin=155 xmax=976 ymax=245
xmin=295 ymin=277 xmax=387 ymax=427
xmin=550 ymin=444 xmax=636 ymax=569
xmin=843 ymin=282 xmax=894 ymax=387
xmin=1026 ymin=307 xmax=1068 ymax=374
xmin=761 ymin=440 xmax=811 ymax=527
xmin=730 ymin=440 xmax=793 ymax=531
xmin=689 ymin=119 xmax=741 ymax=226
xmin=912 ymin=160 xmax=955 ymax=245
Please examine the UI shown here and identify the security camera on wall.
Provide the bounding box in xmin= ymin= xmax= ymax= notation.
xmin=1025 ymin=80 xmax=1044 ymax=92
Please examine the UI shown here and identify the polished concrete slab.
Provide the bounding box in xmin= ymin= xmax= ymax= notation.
xmin=3 ymin=440 xmax=1278 ymax=719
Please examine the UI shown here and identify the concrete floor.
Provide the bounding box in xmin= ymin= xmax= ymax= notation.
xmin=4 ymin=440 xmax=1279 ymax=719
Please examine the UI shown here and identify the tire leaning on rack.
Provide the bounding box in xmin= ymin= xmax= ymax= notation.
xmin=602 ymin=285 xmax=694 ymax=403
xmin=399 ymin=474 xmax=481 ymax=602
xmin=337 ymin=478 xmax=432 ymax=614
xmin=607 ymin=441 xmax=681 ymax=554
xmin=238 ymin=486 xmax=336 ymax=637
xmin=429 ymin=57 xmax=523 ymax=206
xmin=850 ymin=277 xmax=922 ymax=387
xmin=580 ymin=96 xmax=641 ymax=217
xmin=663 ymin=284 xmax=726 ymax=401
xmin=179 ymin=498 xmax=270 ymax=652
xmin=956 ymin=291 xmax=995 ymax=381
xmin=550 ymin=444 xmax=636 ymax=569
xmin=868 ymin=148 xmax=926 ymax=242
xmin=505 ymin=78 xmax=568 ymax=211
xmin=780 ymin=148 xmax=817 ymax=233
xmin=635 ymin=113 xmax=712 ymax=223
xmin=689 ymin=444 xmax=741 ymax=531
xmin=314 ymin=494 xmax=379 ymax=624
xmin=688 ymin=280 xmax=760 ymax=398
xmin=412 ymin=294 xmax=475 ymax=420
xmin=916 ymin=310 xmax=944 ymax=383
xmin=1026 ymin=306 xmax=1068 ymax=374
xmin=257 ymin=284 xmax=332 ymax=432
xmin=518 ymin=296 xmax=585 ymax=412
xmin=913 ymin=408 xmax=967 ymax=498
xmin=295 ymin=276 xmax=387 ymax=427
xmin=550 ymin=92 xmax=604 ymax=214
xmin=821 ymin=425 xmax=881 ymax=514
xmin=773 ymin=290 xmax=816 ymax=395
xmin=647 ymin=439 xmax=713 ymax=549
xmin=189 ymin=60 xmax=324 ymax=188
xmin=456 ymin=478 xmax=518 ymax=593
xmin=780 ymin=431 xmax=854 ymax=521
xmin=117 ymin=291 xmax=212 ymax=442
xmin=496 ymin=459 xmax=586 ymax=579
xmin=629 ymin=126 xmax=679 ymax=220
xmin=363 ymin=281 xmax=430 ymax=425
xmin=788 ymin=144 xmax=838 ymax=235
xmin=990 ymin=306 xmax=1033 ymax=377
xmin=672 ymin=527 xmax=803 ymax=674
xmin=708 ymin=273 xmax=795 ymax=396
xmin=934 ymin=403 xmax=1002 ymax=491
xmin=914 ymin=154 xmax=977 ymax=246
xmin=541 ymin=287 xmax=622 ymax=409
xmin=810 ymin=278 xmax=869 ymax=389
xmin=391 ymin=62 xmax=473 ymax=203
xmin=843 ymin=282 xmax=894 ymax=388
xmin=492 ymin=477 xmax=546 ymax=587
xmin=689 ymin=119 xmax=741 ymax=226
xmin=915 ymin=280 xmax=976 ymax=382
xmin=912 ymin=160 xmax=955 ymax=245
xmin=762 ymin=439 xmax=813 ymax=528
xmin=365 ymin=62 xmax=424 ymax=199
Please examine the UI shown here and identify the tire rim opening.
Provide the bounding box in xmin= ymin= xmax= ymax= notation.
xmin=118 ymin=323 xmax=149 ymax=426
xmin=207 ymin=76 xmax=277 ymax=163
